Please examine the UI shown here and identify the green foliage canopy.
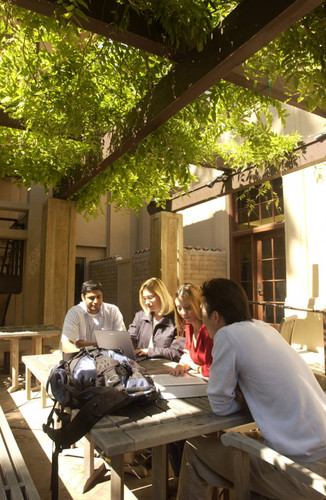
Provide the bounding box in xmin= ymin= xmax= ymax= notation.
xmin=0 ymin=1 xmax=323 ymax=216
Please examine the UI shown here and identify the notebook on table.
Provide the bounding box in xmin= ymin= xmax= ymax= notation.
xmin=151 ymin=373 xmax=208 ymax=399
xmin=94 ymin=330 xmax=136 ymax=360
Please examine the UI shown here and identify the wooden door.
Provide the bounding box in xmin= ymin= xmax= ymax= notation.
xmin=236 ymin=228 xmax=286 ymax=326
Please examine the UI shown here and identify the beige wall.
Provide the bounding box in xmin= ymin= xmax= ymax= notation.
xmin=283 ymin=163 xmax=326 ymax=350
xmin=76 ymin=195 xmax=109 ymax=249
xmin=179 ymin=196 xmax=230 ymax=277
xmin=109 ymin=204 xmax=131 ymax=259
xmin=272 ymin=103 xmax=325 ymax=142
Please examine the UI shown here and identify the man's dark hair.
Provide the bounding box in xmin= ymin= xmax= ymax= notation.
xmin=201 ymin=278 xmax=252 ymax=325
xmin=81 ymin=280 xmax=103 ymax=296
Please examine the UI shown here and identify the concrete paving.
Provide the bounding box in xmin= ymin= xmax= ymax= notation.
xmin=0 ymin=372 xmax=157 ymax=499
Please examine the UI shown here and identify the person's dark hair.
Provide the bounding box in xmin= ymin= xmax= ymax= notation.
xmin=81 ymin=280 xmax=103 ymax=296
xmin=201 ymin=278 xmax=252 ymax=325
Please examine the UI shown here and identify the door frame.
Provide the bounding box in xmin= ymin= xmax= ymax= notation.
xmin=231 ymin=222 xmax=285 ymax=327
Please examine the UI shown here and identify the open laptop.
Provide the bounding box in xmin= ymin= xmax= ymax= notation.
xmin=94 ymin=330 xmax=136 ymax=360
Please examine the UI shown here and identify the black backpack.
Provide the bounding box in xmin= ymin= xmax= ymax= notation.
xmin=43 ymin=347 xmax=159 ymax=499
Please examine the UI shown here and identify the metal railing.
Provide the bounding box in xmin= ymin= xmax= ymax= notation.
xmin=249 ymin=300 xmax=326 ymax=374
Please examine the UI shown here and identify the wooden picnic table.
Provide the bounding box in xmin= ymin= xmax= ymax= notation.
xmin=89 ymin=390 xmax=252 ymax=500
xmin=21 ymin=352 xmax=253 ymax=499
xmin=0 ymin=325 xmax=61 ymax=392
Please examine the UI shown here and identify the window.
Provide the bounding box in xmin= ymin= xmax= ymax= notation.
xmin=236 ymin=178 xmax=284 ymax=230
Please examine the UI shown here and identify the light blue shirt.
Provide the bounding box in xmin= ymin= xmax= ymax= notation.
xmin=61 ymin=301 xmax=125 ymax=343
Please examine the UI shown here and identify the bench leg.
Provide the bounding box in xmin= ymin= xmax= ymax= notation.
xmin=25 ymin=365 xmax=32 ymax=400
xmin=8 ymin=338 xmax=20 ymax=392
xmin=32 ymin=336 xmax=43 ymax=355
xmin=41 ymin=385 xmax=47 ymax=408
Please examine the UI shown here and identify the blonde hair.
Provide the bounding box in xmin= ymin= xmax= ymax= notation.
xmin=139 ymin=277 xmax=174 ymax=316
xmin=174 ymin=283 xmax=202 ymax=336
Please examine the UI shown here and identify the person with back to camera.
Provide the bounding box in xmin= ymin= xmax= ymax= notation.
xmin=176 ymin=278 xmax=326 ymax=500
xmin=128 ymin=277 xmax=185 ymax=362
xmin=168 ymin=282 xmax=213 ymax=487
xmin=171 ymin=282 xmax=213 ymax=378
xmin=61 ymin=280 xmax=125 ymax=352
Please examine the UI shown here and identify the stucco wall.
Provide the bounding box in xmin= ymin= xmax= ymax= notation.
xmin=283 ymin=163 xmax=326 ymax=351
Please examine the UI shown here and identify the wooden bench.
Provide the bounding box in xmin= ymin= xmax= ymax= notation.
xmin=0 ymin=405 xmax=41 ymax=499
xmin=221 ymin=431 xmax=326 ymax=500
xmin=22 ymin=352 xmax=61 ymax=407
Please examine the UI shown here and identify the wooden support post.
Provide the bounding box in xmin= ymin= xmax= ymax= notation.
xmin=110 ymin=454 xmax=125 ymax=500
xmin=152 ymin=445 xmax=168 ymax=500
xmin=150 ymin=212 xmax=183 ymax=296
xmin=39 ymin=198 xmax=77 ymax=329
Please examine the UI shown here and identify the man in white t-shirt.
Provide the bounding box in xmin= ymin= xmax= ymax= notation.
xmin=60 ymin=280 xmax=125 ymax=352
xmin=177 ymin=278 xmax=326 ymax=500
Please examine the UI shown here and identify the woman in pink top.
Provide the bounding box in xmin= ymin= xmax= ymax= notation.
xmin=171 ymin=282 xmax=213 ymax=378
xmin=168 ymin=283 xmax=213 ymax=485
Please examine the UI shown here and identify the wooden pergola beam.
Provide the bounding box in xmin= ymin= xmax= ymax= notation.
xmin=12 ymin=0 xmax=326 ymax=122
xmin=170 ymin=138 xmax=326 ymax=211
xmin=12 ymin=0 xmax=180 ymax=60
xmin=0 ymin=110 xmax=25 ymax=130
xmin=225 ymin=69 xmax=326 ymax=119
xmin=57 ymin=0 xmax=324 ymax=198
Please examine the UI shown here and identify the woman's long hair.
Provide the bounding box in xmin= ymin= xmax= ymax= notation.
xmin=139 ymin=277 xmax=174 ymax=316
xmin=174 ymin=282 xmax=202 ymax=336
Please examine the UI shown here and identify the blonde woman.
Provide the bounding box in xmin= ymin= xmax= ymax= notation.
xmin=128 ymin=277 xmax=185 ymax=362
xmin=168 ymin=282 xmax=213 ymax=483
xmin=172 ymin=282 xmax=213 ymax=377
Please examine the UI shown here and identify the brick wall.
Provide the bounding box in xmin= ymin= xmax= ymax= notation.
xmin=183 ymin=246 xmax=226 ymax=287
xmin=89 ymin=248 xmax=226 ymax=318
xmin=88 ymin=256 xmax=122 ymax=306
xmin=130 ymin=246 xmax=226 ymax=316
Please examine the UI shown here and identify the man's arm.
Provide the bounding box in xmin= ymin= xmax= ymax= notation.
xmin=207 ymin=332 xmax=243 ymax=416
xmin=60 ymin=306 xmax=85 ymax=351
xmin=61 ymin=338 xmax=79 ymax=353
xmin=111 ymin=305 xmax=126 ymax=331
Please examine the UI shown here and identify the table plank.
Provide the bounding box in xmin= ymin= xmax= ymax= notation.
xmin=91 ymin=408 xmax=252 ymax=457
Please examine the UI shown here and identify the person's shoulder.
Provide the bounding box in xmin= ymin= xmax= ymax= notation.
xmin=66 ymin=302 xmax=84 ymax=316
xmin=162 ymin=310 xmax=175 ymax=324
xmin=132 ymin=309 xmax=150 ymax=322
xmin=102 ymin=302 xmax=121 ymax=312
xmin=252 ymin=319 xmax=277 ymax=332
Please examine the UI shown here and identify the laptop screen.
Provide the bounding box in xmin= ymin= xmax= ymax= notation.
xmin=94 ymin=330 xmax=135 ymax=360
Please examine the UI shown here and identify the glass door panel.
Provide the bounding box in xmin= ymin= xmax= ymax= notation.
xmin=257 ymin=233 xmax=286 ymax=326
xmin=234 ymin=229 xmax=286 ymax=327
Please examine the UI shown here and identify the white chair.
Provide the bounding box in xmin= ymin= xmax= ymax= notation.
xmin=279 ymin=315 xmax=297 ymax=345
xmin=221 ymin=431 xmax=326 ymax=500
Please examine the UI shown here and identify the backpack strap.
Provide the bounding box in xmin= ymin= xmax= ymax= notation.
xmin=50 ymin=445 xmax=61 ymax=500
xmin=43 ymin=386 xmax=131 ymax=448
